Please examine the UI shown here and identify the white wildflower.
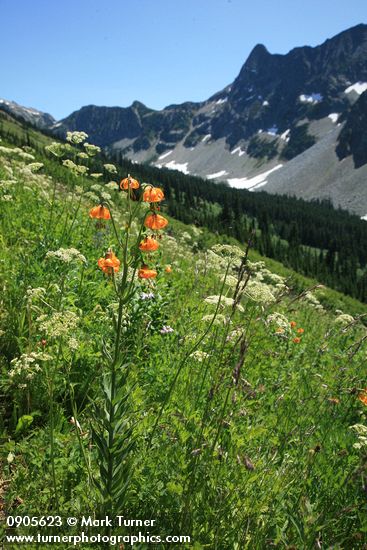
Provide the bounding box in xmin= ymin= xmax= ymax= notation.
xmin=46 ymin=247 xmax=87 ymax=264
xmin=245 ymin=280 xmax=276 ymax=305
xmin=90 ymin=183 xmax=104 ymax=192
xmin=191 ymin=226 xmax=202 ymax=236
xmin=62 ymin=159 xmax=89 ymax=176
xmin=9 ymin=352 xmax=52 ymax=381
xmin=303 ymin=291 xmax=321 ymax=307
xmin=266 ymin=312 xmax=289 ymax=331
xmin=37 ymin=311 xmax=79 ymax=338
xmin=350 ymin=424 xmax=367 ymax=449
xmin=28 ymin=162 xmax=44 ymax=172
xmin=190 ymin=350 xmax=210 ymax=362
xmin=201 ymin=313 xmax=228 ymax=326
xmin=7 ymin=452 xmax=15 ymax=464
xmin=181 ymin=231 xmax=192 ymax=241
xmin=204 ymin=295 xmax=244 ymax=312
xmin=26 ymin=287 xmax=46 ymax=302
xmin=101 ymin=191 xmax=112 ymax=201
xmin=103 ymin=164 xmax=117 ymax=174
xmin=45 ymin=142 xmax=72 ymax=158
xmin=221 ymin=274 xmax=239 ymax=288
xmin=247 ymin=260 xmax=266 ymax=271
xmin=212 ymin=244 xmax=244 ymax=260
xmin=17 ymin=151 xmax=35 ymax=161
xmin=84 ymin=191 xmax=99 ymax=202
xmin=334 ymin=314 xmax=354 ymax=326
xmin=105 ymin=181 xmax=119 ymax=190
xmin=66 ymin=131 xmax=88 ymax=144
xmin=90 ymin=173 xmax=103 ymax=179
xmin=77 ymin=152 xmax=89 ymax=159
xmin=84 ymin=143 xmax=101 ymax=156
xmin=68 ymin=338 xmax=79 ymax=351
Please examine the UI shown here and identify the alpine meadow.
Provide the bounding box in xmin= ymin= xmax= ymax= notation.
xmin=1 ymin=14 xmax=367 ymax=550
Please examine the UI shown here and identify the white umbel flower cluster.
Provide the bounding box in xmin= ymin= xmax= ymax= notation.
xmin=66 ymin=131 xmax=88 ymax=144
xmin=37 ymin=310 xmax=79 ymax=338
xmin=334 ymin=313 xmax=354 ymax=326
xmin=84 ymin=143 xmax=101 ymax=156
xmin=9 ymin=352 xmax=52 ymax=382
xmin=46 ymin=247 xmax=87 ymax=264
xmin=103 ymin=164 xmax=117 ymax=174
xmin=350 ymin=424 xmax=367 ymax=449
xmin=266 ymin=312 xmax=289 ymax=330
xmin=204 ymin=295 xmax=244 ymax=312
xmin=245 ymin=280 xmax=276 ymax=305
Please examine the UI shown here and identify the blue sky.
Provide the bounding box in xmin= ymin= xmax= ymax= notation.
xmin=1 ymin=0 xmax=366 ymax=119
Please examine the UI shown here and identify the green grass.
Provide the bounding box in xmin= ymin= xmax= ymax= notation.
xmin=0 ymin=133 xmax=367 ymax=549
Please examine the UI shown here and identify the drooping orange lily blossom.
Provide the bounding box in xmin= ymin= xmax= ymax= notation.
xmin=358 ymin=389 xmax=367 ymax=406
xmin=120 ymin=176 xmax=140 ymax=190
xmin=297 ymin=328 xmax=305 ymax=334
xmin=142 ymin=186 xmax=165 ymax=203
xmin=290 ymin=321 xmax=297 ymax=328
xmin=144 ymin=213 xmax=168 ymax=230
xmin=138 ymin=265 xmax=157 ymax=279
xmin=89 ymin=205 xmax=111 ymax=220
xmin=98 ymin=250 xmax=120 ymax=275
xmin=293 ymin=337 xmax=301 ymax=344
xmin=165 ymin=265 xmax=172 ymax=273
xmin=139 ymin=236 xmax=160 ymax=252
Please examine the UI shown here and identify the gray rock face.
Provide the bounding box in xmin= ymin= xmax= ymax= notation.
xmin=0 ymin=99 xmax=55 ymax=129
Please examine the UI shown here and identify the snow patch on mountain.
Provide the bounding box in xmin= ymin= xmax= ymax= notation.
xmin=299 ymin=93 xmax=323 ymax=104
xmin=158 ymin=150 xmax=173 ymax=160
xmin=344 ymin=82 xmax=367 ymax=95
xmin=227 ymin=164 xmax=283 ymax=190
xmin=164 ymin=160 xmax=190 ymax=174
xmin=328 ymin=113 xmax=340 ymax=123
xmin=206 ymin=170 xmax=228 ymax=179
xmin=231 ymin=147 xmax=245 ymax=156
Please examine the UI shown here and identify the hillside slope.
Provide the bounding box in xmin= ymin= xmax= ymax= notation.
xmin=1 ymin=129 xmax=367 ymax=548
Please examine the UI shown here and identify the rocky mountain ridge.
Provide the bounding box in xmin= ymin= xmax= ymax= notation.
xmin=1 ymin=23 xmax=367 ymax=214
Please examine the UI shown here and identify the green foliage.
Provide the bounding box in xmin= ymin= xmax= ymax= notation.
xmin=281 ymin=123 xmax=316 ymax=160
xmin=247 ymin=135 xmax=278 ymax=160
xmin=1 ymin=117 xmax=367 ymax=548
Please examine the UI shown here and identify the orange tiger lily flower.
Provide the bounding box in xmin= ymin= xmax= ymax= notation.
xmin=138 ymin=265 xmax=157 ymax=279
xmin=165 ymin=265 xmax=172 ymax=273
xmin=290 ymin=321 xmax=297 ymax=328
xmin=144 ymin=213 xmax=168 ymax=230
xmin=120 ymin=176 xmax=140 ymax=190
xmin=142 ymin=186 xmax=165 ymax=203
xmin=297 ymin=328 xmax=304 ymax=334
xmin=98 ymin=250 xmax=120 ymax=274
xmin=293 ymin=337 xmax=301 ymax=344
xmin=89 ymin=205 xmax=111 ymax=220
xmin=139 ymin=236 xmax=160 ymax=252
xmin=358 ymin=389 xmax=367 ymax=406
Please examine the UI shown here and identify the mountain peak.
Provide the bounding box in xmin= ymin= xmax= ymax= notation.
xmin=246 ymin=43 xmax=270 ymax=61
